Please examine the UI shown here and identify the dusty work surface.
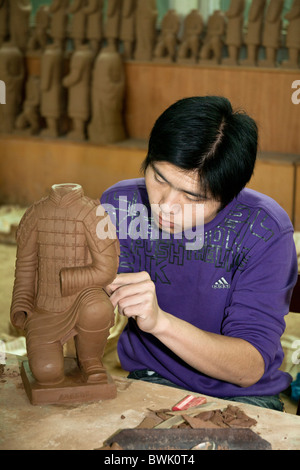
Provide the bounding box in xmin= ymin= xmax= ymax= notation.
xmin=1 ymin=355 xmax=300 ymax=450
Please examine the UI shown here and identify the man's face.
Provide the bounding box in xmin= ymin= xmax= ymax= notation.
xmin=145 ymin=162 xmax=222 ymax=234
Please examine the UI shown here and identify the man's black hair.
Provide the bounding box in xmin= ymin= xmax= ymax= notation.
xmin=142 ymin=96 xmax=258 ymax=208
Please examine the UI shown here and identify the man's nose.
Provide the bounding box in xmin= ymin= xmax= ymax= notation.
xmin=159 ymin=188 xmax=181 ymax=214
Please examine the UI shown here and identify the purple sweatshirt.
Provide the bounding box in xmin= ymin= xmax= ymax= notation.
xmin=101 ymin=179 xmax=298 ymax=397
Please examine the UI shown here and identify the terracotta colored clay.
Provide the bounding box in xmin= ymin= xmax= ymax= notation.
xmin=120 ymin=0 xmax=137 ymax=60
xmin=282 ymin=0 xmax=300 ymax=69
xmin=154 ymin=9 xmax=180 ymax=63
xmin=15 ymin=75 xmax=41 ymax=135
xmin=177 ymin=9 xmax=204 ymax=64
xmin=49 ymin=0 xmax=69 ymax=50
xmin=240 ymin=0 xmax=266 ymax=66
xmin=88 ymin=50 xmax=126 ymax=144
xmin=40 ymin=44 xmax=64 ymax=137
xmin=0 ymin=0 xmax=9 ymax=48
xmin=258 ymin=0 xmax=284 ymax=68
xmin=63 ymin=45 xmax=94 ymax=140
xmin=84 ymin=0 xmax=104 ymax=56
xmin=134 ymin=0 xmax=158 ymax=62
xmin=10 ymin=183 xmax=120 ymax=403
xmin=27 ymin=6 xmax=50 ymax=54
xmin=222 ymin=0 xmax=245 ymax=65
xmin=10 ymin=0 xmax=32 ymax=53
xmin=0 ymin=43 xmax=25 ymax=133
xmin=69 ymin=0 xmax=87 ymax=51
xmin=199 ymin=10 xmax=226 ymax=65
xmin=104 ymin=0 xmax=122 ymax=52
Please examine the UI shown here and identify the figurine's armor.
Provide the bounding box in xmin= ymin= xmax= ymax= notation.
xmin=10 ymin=184 xmax=119 ymax=385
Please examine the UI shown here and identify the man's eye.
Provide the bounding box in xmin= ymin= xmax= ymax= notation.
xmin=154 ymin=174 xmax=165 ymax=184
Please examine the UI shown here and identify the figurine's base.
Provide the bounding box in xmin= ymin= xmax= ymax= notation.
xmin=21 ymin=358 xmax=117 ymax=406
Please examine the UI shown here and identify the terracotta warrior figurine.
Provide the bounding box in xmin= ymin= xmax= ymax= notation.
xmin=10 ymin=184 xmax=119 ymax=394
xmin=10 ymin=0 xmax=32 ymax=53
xmin=258 ymin=0 xmax=284 ymax=68
xmin=153 ymin=9 xmax=180 ymax=63
xmin=120 ymin=0 xmax=137 ymax=60
xmin=63 ymin=45 xmax=94 ymax=140
xmin=240 ymin=0 xmax=266 ymax=66
xmin=0 ymin=43 xmax=25 ymax=134
xmin=282 ymin=0 xmax=300 ymax=69
xmin=104 ymin=0 xmax=122 ymax=52
xmin=83 ymin=0 xmax=103 ymax=56
xmin=69 ymin=0 xmax=87 ymax=50
xmin=88 ymin=50 xmax=126 ymax=144
xmin=15 ymin=75 xmax=41 ymax=135
xmin=222 ymin=0 xmax=245 ymax=65
xmin=49 ymin=0 xmax=70 ymax=50
xmin=199 ymin=10 xmax=226 ymax=65
xmin=27 ymin=6 xmax=50 ymax=54
xmin=134 ymin=0 xmax=158 ymax=61
xmin=40 ymin=44 xmax=65 ymax=137
xmin=177 ymin=9 xmax=204 ymax=64
xmin=0 ymin=0 xmax=9 ymax=48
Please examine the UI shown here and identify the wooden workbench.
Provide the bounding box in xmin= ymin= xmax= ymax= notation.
xmin=1 ymin=354 xmax=300 ymax=451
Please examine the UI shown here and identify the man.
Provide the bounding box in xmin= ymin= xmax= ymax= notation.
xmin=101 ymin=96 xmax=298 ymax=410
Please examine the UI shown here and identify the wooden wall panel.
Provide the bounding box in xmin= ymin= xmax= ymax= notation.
xmin=124 ymin=63 xmax=300 ymax=155
xmin=295 ymin=165 xmax=300 ymax=231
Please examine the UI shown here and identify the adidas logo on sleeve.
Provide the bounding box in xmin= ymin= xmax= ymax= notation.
xmin=212 ymin=278 xmax=231 ymax=289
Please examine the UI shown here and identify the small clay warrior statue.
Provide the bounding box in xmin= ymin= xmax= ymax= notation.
xmin=40 ymin=44 xmax=65 ymax=137
xmin=0 ymin=43 xmax=25 ymax=133
xmin=282 ymin=0 xmax=300 ymax=69
xmin=63 ymin=45 xmax=94 ymax=140
xmin=258 ymin=0 xmax=284 ymax=68
xmin=10 ymin=0 xmax=32 ymax=53
xmin=15 ymin=75 xmax=41 ymax=135
xmin=199 ymin=10 xmax=226 ymax=65
xmin=69 ymin=0 xmax=87 ymax=50
xmin=49 ymin=0 xmax=70 ymax=50
xmin=104 ymin=0 xmax=122 ymax=52
xmin=120 ymin=0 xmax=137 ymax=60
xmin=83 ymin=0 xmax=103 ymax=57
xmin=154 ymin=9 xmax=180 ymax=63
xmin=0 ymin=0 xmax=9 ymax=48
xmin=88 ymin=50 xmax=126 ymax=144
xmin=177 ymin=9 xmax=204 ymax=64
xmin=10 ymin=183 xmax=120 ymax=392
xmin=27 ymin=6 xmax=50 ymax=54
xmin=134 ymin=0 xmax=158 ymax=61
xmin=222 ymin=0 xmax=245 ymax=65
xmin=240 ymin=0 xmax=266 ymax=66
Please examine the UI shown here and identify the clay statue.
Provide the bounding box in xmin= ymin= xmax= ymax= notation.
xmin=282 ymin=0 xmax=300 ymax=69
xmin=88 ymin=50 xmax=126 ymax=144
xmin=63 ymin=45 xmax=94 ymax=140
xmin=222 ymin=0 xmax=245 ymax=65
xmin=258 ymin=0 xmax=284 ymax=68
xmin=69 ymin=0 xmax=87 ymax=51
xmin=104 ymin=0 xmax=122 ymax=52
xmin=10 ymin=0 xmax=32 ymax=53
xmin=10 ymin=183 xmax=119 ymax=404
xmin=49 ymin=0 xmax=70 ymax=50
xmin=40 ymin=44 xmax=65 ymax=138
xmin=27 ymin=6 xmax=50 ymax=54
xmin=0 ymin=43 xmax=25 ymax=134
xmin=0 ymin=0 xmax=9 ymax=48
xmin=120 ymin=0 xmax=137 ymax=60
xmin=199 ymin=10 xmax=226 ymax=65
xmin=15 ymin=75 xmax=41 ymax=135
xmin=153 ymin=9 xmax=180 ymax=63
xmin=134 ymin=0 xmax=158 ymax=61
xmin=177 ymin=9 xmax=204 ymax=64
xmin=240 ymin=0 xmax=266 ymax=66
xmin=83 ymin=0 xmax=103 ymax=56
